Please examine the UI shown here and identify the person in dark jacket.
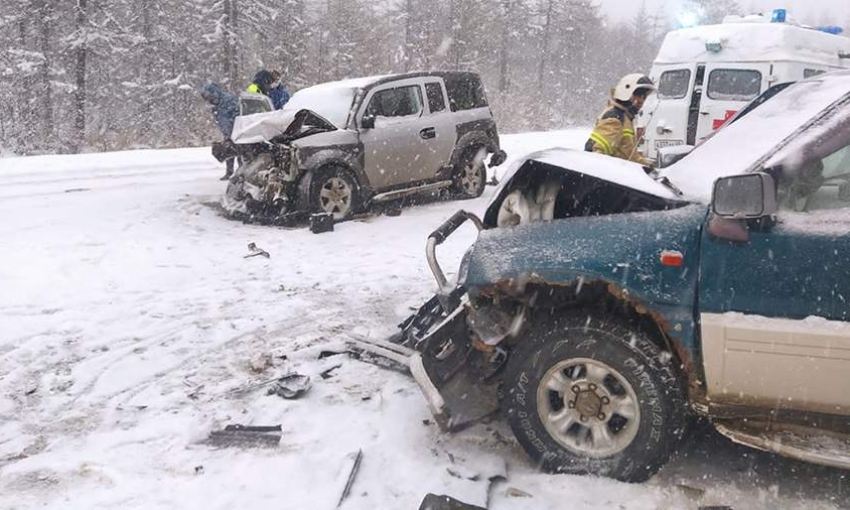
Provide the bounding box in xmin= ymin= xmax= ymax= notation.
xmin=247 ymin=69 xmax=275 ymax=96
xmin=268 ymin=70 xmax=291 ymax=110
xmin=201 ymin=83 xmax=240 ymax=180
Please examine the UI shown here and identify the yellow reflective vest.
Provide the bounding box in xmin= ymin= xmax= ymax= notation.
xmin=585 ymin=100 xmax=651 ymax=166
xmin=247 ymin=83 xmax=261 ymax=94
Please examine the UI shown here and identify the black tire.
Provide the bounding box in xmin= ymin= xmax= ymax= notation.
xmin=309 ymin=165 xmax=360 ymax=220
xmin=501 ymin=312 xmax=687 ymax=483
xmin=451 ymin=145 xmax=487 ymax=199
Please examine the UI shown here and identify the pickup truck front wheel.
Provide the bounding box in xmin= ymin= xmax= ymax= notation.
xmin=502 ymin=313 xmax=686 ymax=482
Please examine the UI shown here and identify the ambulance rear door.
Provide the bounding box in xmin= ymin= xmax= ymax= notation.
xmin=696 ymin=63 xmax=772 ymax=142
xmin=645 ymin=65 xmax=696 ymax=160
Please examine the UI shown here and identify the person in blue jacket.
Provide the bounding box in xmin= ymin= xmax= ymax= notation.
xmin=201 ymin=83 xmax=240 ymax=180
xmin=268 ymin=70 xmax=291 ymax=110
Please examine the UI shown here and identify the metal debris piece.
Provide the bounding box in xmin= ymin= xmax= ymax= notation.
xmin=417 ymin=494 xmax=486 ymax=510
xmin=267 ymin=374 xmax=312 ymax=399
xmin=244 ymin=242 xmax=270 ymax=259
xmin=206 ymin=424 xmax=282 ymax=448
xmin=336 ymin=449 xmax=363 ymax=508
xmin=345 ymin=334 xmax=415 ymax=373
xmin=320 ymin=364 xmax=342 ymax=380
xmin=446 ymin=467 xmax=480 ymax=481
xmin=504 ymin=487 xmax=532 ymax=498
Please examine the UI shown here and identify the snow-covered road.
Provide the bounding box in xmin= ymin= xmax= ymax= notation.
xmin=1 ymin=131 xmax=848 ymax=509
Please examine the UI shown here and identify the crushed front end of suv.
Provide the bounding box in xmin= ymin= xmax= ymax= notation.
xmin=219 ymin=72 xmax=507 ymax=223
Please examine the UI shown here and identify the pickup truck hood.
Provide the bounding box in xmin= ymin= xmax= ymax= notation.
xmin=231 ymin=109 xmax=337 ymax=144
xmin=466 ymin=203 xmax=707 ymax=305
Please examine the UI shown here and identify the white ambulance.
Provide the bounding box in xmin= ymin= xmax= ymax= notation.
xmin=640 ymin=12 xmax=850 ymax=162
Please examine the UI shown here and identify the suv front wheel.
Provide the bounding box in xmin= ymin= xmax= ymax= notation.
xmin=309 ymin=165 xmax=360 ymax=220
xmin=501 ymin=312 xmax=686 ymax=482
xmin=452 ymin=146 xmax=487 ymax=199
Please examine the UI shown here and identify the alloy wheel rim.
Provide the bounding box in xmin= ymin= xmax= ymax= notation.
xmin=536 ymin=357 xmax=641 ymax=458
xmin=319 ymin=177 xmax=352 ymax=218
xmin=461 ymin=160 xmax=483 ymax=194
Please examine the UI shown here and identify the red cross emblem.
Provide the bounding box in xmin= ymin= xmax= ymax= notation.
xmin=712 ymin=110 xmax=738 ymax=130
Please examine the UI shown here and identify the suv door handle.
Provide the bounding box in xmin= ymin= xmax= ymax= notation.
xmin=420 ymin=127 xmax=436 ymax=139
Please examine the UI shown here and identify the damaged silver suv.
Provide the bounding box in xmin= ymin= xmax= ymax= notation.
xmin=220 ymin=72 xmax=507 ymax=222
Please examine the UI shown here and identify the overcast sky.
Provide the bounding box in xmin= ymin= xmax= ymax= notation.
xmin=600 ymin=0 xmax=850 ymax=27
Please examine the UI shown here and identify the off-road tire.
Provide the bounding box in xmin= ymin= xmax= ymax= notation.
xmin=451 ymin=145 xmax=487 ymax=199
xmin=309 ymin=165 xmax=361 ymax=220
xmin=501 ymin=312 xmax=687 ymax=483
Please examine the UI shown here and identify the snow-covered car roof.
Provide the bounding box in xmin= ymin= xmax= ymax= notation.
xmin=661 ymin=71 xmax=850 ymax=202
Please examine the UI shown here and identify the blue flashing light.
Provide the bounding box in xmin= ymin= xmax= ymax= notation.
xmin=771 ymin=8 xmax=787 ymax=23
xmin=677 ymin=11 xmax=700 ymax=28
xmin=817 ymin=26 xmax=844 ymax=35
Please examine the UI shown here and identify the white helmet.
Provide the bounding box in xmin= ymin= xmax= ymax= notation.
xmin=613 ymin=73 xmax=656 ymax=101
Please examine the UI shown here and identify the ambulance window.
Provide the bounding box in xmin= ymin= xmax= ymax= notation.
xmin=804 ymin=69 xmax=826 ymax=79
xmin=707 ymin=69 xmax=762 ymax=101
xmin=658 ymin=70 xmax=691 ymax=99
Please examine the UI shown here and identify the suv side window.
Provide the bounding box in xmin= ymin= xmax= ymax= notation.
xmin=425 ymin=82 xmax=446 ymax=113
xmin=445 ymin=74 xmax=488 ymax=112
xmin=365 ymin=85 xmax=423 ymax=118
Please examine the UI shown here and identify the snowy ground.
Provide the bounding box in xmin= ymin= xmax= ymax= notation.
xmin=1 ymin=131 xmax=849 ymax=510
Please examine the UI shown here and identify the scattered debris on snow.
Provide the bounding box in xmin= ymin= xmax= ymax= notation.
xmin=244 ymin=241 xmax=270 ymax=259
xmin=267 ymin=373 xmax=312 ymax=399
xmin=417 ymin=493 xmax=486 ymax=510
xmin=205 ymin=424 xmax=282 ymax=449
xmin=334 ymin=449 xmax=363 ymax=508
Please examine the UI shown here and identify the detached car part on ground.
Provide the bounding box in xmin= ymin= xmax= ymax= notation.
xmin=216 ymin=72 xmax=507 ymax=223
xmin=396 ymin=72 xmax=850 ymax=483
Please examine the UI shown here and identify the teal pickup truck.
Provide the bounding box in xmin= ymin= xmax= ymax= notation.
xmin=402 ymin=71 xmax=850 ymax=482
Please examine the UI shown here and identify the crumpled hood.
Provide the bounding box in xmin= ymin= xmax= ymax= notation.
xmin=232 ymin=109 xmax=337 ymax=144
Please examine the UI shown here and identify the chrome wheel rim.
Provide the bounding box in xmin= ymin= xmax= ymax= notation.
xmin=319 ymin=177 xmax=352 ymax=218
xmin=537 ymin=357 xmax=641 ymax=458
xmin=460 ymin=150 xmax=485 ymax=195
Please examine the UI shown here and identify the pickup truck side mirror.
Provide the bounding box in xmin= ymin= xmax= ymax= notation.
xmin=656 ymin=145 xmax=694 ymax=169
xmin=361 ymin=115 xmax=376 ymax=130
xmin=712 ymin=172 xmax=777 ymax=219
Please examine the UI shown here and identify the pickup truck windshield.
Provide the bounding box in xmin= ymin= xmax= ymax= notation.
xmin=663 ymin=73 xmax=850 ymax=202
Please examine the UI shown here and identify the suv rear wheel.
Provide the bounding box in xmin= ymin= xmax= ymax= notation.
xmin=310 ymin=166 xmax=360 ymax=220
xmin=501 ymin=312 xmax=686 ymax=482
xmin=452 ymin=146 xmax=487 ymax=199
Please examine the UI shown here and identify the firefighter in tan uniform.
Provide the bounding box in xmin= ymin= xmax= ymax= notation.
xmin=585 ymin=74 xmax=656 ymax=167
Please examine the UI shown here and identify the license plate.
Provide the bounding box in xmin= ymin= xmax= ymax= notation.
xmin=655 ymin=139 xmax=684 ymax=149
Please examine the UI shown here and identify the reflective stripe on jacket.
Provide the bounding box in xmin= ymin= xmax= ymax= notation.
xmin=585 ymin=100 xmax=651 ymax=166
